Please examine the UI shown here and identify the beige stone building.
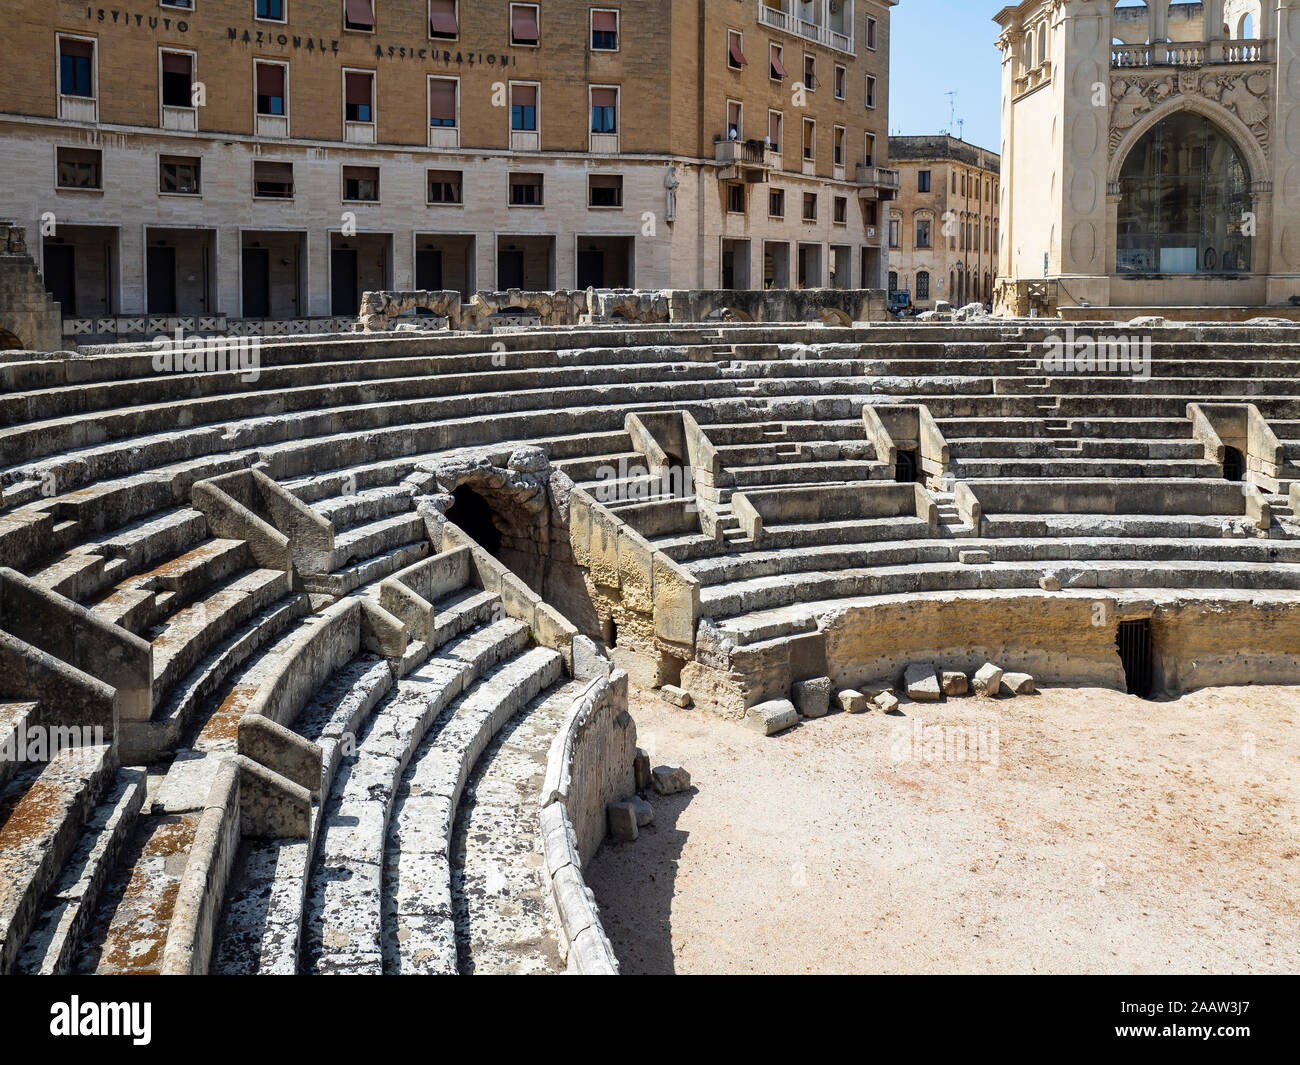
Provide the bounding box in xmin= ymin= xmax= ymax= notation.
xmin=887 ymin=135 xmax=1000 ymax=311
xmin=994 ymin=0 xmax=1300 ymax=316
xmin=0 ymin=0 xmax=897 ymax=341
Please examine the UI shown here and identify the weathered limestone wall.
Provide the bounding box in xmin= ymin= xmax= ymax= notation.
xmin=683 ymin=589 xmax=1300 ymax=716
xmin=0 ymin=222 xmax=63 ymax=353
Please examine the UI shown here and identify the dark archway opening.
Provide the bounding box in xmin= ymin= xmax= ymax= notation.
xmin=0 ymin=329 xmax=24 ymax=350
xmin=447 ymin=484 xmax=502 ymax=556
xmin=1117 ymin=618 xmax=1154 ymax=699
xmin=1222 ymin=445 xmax=1246 ymax=483
xmin=895 ymin=449 xmax=920 ymax=484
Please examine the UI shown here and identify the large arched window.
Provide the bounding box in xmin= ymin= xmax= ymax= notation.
xmin=1116 ymin=111 xmax=1253 ymax=274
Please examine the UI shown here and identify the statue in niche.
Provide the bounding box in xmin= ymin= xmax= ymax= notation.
xmin=664 ymin=163 xmax=680 ymax=224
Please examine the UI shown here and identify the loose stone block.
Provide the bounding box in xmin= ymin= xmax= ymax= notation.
xmin=634 ymin=748 xmax=652 ymax=791
xmin=836 ymin=689 xmax=871 ymax=714
xmin=941 ymin=671 xmax=969 ymax=697
xmin=904 ymin=663 xmax=942 ymax=702
xmin=959 ymin=550 xmax=992 ymax=565
xmin=1001 ymin=672 xmax=1036 ymax=696
xmin=875 ymin=692 xmax=901 ymax=713
xmin=659 ymin=684 xmax=693 ymax=709
xmin=651 ymin=765 xmax=691 ymax=795
xmin=792 ymin=676 xmax=832 ymax=718
xmin=746 ymin=699 xmax=799 ymax=736
xmin=973 ymin=662 xmax=1004 ymax=698
xmin=607 ymin=801 xmax=639 ymax=842
xmin=630 ymin=796 xmax=654 ymax=827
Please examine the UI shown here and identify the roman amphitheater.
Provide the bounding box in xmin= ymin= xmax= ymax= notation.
xmin=2 ymin=262 xmax=1299 ymax=974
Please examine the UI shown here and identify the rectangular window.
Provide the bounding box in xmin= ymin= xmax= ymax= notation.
xmin=727 ymin=99 xmax=742 ymax=139
xmin=591 ymin=87 xmax=618 ymax=134
xmin=430 ymin=0 xmax=458 ymax=39
xmin=727 ymin=30 xmax=746 ymax=69
xmin=254 ymin=160 xmax=294 ymax=199
xmin=343 ymin=165 xmax=380 ymax=201
xmin=257 ymin=0 xmax=286 ymax=20
xmin=160 ymin=155 xmax=201 ymax=195
xmin=511 ymin=83 xmax=538 ymax=131
xmin=589 ymin=174 xmax=623 ymax=207
xmin=57 ymin=146 xmax=102 ymax=190
xmin=769 ymin=188 xmax=785 ymax=218
xmin=509 ymin=172 xmax=544 ymax=206
xmin=889 ymin=219 xmax=900 ymax=248
xmin=592 ymin=9 xmax=618 ymax=50
xmin=428 ymin=168 xmax=463 ymax=204
xmin=833 ymin=126 xmax=845 ymax=166
xmin=918 ymin=170 xmax=931 ymax=192
xmin=802 ymin=118 xmax=815 ymax=161
xmin=865 ymin=75 xmax=876 ymax=108
xmin=865 ymin=202 xmax=878 ymax=226
xmin=803 ymin=54 xmax=816 ymax=90
xmin=255 ymin=62 xmax=286 ymax=116
xmin=833 ymin=196 xmax=848 ymax=224
xmin=770 ymin=43 xmax=787 ymax=80
xmin=864 ymin=133 xmax=876 ymax=166
xmin=59 ymin=38 xmax=94 ymax=98
xmin=867 ymin=17 xmax=878 ymax=49
xmin=727 ymin=183 xmax=746 ymax=214
xmin=833 ymin=65 xmax=846 ymax=100
xmin=768 ymin=110 xmax=782 ymax=152
xmin=511 ymin=4 xmax=540 ymax=46
xmin=344 ymin=0 xmax=375 ymax=31
xmin=161 ymin=51 xmax=194 ymax=108
xmin=917 ymin=272 xmax=930 ymax=298
xmin=916 ymin=219 xmax=931 ymax=248
xmin=429 ymin=77 xmax=457 ymax=127
xmin=802 ymin=192 xmax=817 ymax=221
xmin=345 ymin=71 xmax=374 ymax=122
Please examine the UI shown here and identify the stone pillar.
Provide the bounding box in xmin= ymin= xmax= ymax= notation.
xmin=392 ymin=231 xmax=414 ymax=292
xmin=121 ymin=223 xmax=146 ymax=316
xmin=1266 ymin=0 xmax=1300 ymax=302
xmin=307 ymin=229 xmax=330 ymax=318
xmin=216 ymin=225 xmax=240 ymax=320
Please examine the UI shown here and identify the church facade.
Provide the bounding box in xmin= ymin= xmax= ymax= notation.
xmin=994 ymin=0 xmax=1299 ymax=314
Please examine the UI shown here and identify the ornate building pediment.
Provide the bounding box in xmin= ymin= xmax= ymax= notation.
xmin=1109 ymin=68 xmax=1272 ymax=160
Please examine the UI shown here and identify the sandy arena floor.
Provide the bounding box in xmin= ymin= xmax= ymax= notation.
xmin=586 ymin=685 xmax=1300 ymax=974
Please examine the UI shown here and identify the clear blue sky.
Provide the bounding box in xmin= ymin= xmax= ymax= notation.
xmin=890 ymin=1 xmax=1004 ymax=154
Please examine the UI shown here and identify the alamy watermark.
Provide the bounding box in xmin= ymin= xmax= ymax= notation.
xmin=591 ymin=458 xmax=697 ymax=512
xmin=0 ymin=721 xmax=106 ymax=762
xmin=151 ymin=328 xmax=261 ymax=383
xmin=889 ymin=716 xmax=1000 ymax=767
xmin=1041 ymin=326 xmax=1151 ymax=381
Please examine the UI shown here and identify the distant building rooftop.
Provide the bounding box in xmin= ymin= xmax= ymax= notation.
xmin=888 ymin=135 xmax=1000 ymax=172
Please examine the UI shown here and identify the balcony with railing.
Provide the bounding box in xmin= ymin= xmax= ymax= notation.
xmin=1111 ymin=38 xmax=1272 ymax=68
xmin=716 ymin=138 xmax=783 ymax=182
xmin=855 ymin=163 xmax=900 ymax=200
xmin=759 ymin=1 xmax=854 ymax=55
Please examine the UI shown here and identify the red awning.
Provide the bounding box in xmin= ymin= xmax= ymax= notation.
xmin=256 ymin=63 xmax=284 ymax=96
xmin=512 ymin=6 xmax=539 ymax=42
xmin=768 ymin=113 xmax=781 ymax=145
xmin=729 ymin=37 xmax=747 ymax=66
xmin=592 ymin=10 xmax=617 ymax=32
xmin=345 ymin=71 xmax=372 ymax=105
xmin=162 ymin=52 xmax=192 ymax=75
xmin=61 ymin=38 xmax=93 ymax=59
xmin=591 ymin=87 xmax=617 ymax=108
xmin=429 ymin=78 xmax=456 ymax=121
xmin=770 ymin=49 xmax=787 ymax=78
xmin=429 ymin=0 xmax=458 ymax=36
xmin=345 ymin=0 xmax=374 ymax=29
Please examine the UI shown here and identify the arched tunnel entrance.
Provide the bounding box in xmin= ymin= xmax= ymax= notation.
xmin=447 ymin=484 xmax=503 ymax=557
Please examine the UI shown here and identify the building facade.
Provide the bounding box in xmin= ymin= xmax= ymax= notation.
xmin=995 ymin=0 xmax=1300 ymax=315
xmin=887 ymin=135 xmax=1000 ymax=310
xmin=0 ymin=0 xmax=897 ymax=338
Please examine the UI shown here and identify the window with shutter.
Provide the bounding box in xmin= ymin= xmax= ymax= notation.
xmin=345 ymin=0 xmax=375 ymax=32
xmin=429 ymin=0 xmax=458 ymax=39
xmin=429 ymin=79 xmax=457 ymax=127
xmin=256 ymin=63 xmax=286 ymax=116
xmin=510 ymin=5 xmax=539 ymax=45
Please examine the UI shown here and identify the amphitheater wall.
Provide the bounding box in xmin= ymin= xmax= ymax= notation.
xmin=683 ymin=591 xmax=1300 ymax=715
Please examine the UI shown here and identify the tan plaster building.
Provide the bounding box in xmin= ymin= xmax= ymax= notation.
xmin=887 ymin=135 xmax=1000 ymax=310
xmin=995 ymin=0 xmax=1300 ymax=316
xmin=0 ymin=0 xmax=897 ymax=340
